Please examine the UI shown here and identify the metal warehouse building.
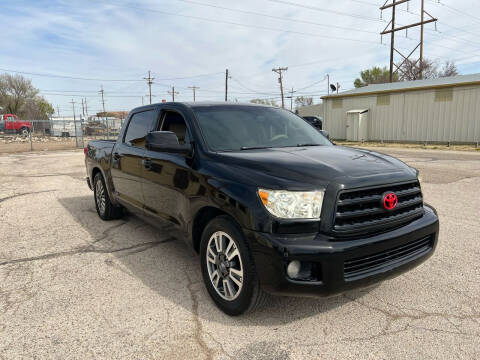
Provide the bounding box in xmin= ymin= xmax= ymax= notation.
xmin=321 ymin=74 xmax=480 ymax=144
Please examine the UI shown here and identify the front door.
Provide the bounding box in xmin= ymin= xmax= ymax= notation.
xmin=141 ymin=109 xmax=194 ymax=230
xmin=111 ymin=109 xmax=158 ymax=211
xmin=346 ymin=113 xmax=356 ymax=141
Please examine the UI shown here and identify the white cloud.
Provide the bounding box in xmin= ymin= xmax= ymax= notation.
xmin=2 ymin=0 xmax=480 ymax=114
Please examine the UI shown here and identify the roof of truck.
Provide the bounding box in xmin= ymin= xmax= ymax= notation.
xmin=130 ymin=101 xmax=274 ymax=113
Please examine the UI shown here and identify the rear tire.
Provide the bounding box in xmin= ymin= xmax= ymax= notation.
xmin=200 ymin=215 xmax=267 ymax=316
xmin=19 ymin=127 xmax=30 ymax=137
xmin=93 ymin=173 xmax=123 ymax=220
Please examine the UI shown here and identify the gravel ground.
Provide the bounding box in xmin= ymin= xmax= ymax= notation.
xmin=0 ymin=148 xmax=479 ymax=359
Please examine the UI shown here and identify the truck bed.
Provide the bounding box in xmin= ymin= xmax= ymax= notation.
xmin=85 ymin=140 xmax=117 ymax=185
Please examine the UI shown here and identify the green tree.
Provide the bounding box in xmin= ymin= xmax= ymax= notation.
xmin=0 ymin=73 xmax=54 ymax=119
xmin=354 ymin=66 xmax=398 ymax=88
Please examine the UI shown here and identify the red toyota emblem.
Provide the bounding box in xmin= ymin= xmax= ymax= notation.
xmin=382 ymin=192 xmax=398 ymax=210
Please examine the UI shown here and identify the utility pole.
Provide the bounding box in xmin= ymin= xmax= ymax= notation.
xmin=99 ymin=85 xmax=108 ymax=139
xmin=225 ymin=69 xmax=229 ymax=102
xmin=420 ymin=0 xmax=424 ymax=77
xmin=81 ymin=98 xmax=85 ymax=117
xmin=70 ymin=99 xmax=78 ymax=147
xmin=326 ymin=74 xmax=330 ymax=95
xmin=272 ymin=67 xmax=288 ymax=108
xmin=381 ymin=0 xmax=437 ymax=81
xmin=99 ymin=85 xmax=106 ymax=116
xmin=84 ymin=98 xmax=88 ymax=118
xmin=286 ymin=88 xmax=296 ymax=111
xmin=168 ymin=86 xmax=179 ymax=102
xmin=57 ymin=105 xmax=60 ymax=117
xmin=144 ymin=70 xmax=154 ymax=104
xmin=188 ymin=86 xmax=199 ymax=102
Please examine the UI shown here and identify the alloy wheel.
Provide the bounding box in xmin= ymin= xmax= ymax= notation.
xmin=95 ymin=179 xmax=106 ymax=215
xmin=206 ymin=231 xmax=244 ymax=301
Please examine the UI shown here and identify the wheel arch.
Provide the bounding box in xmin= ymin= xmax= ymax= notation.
xmin=191 ymin=206 xmax=237 ymax=253
xmin=91 ymin=166 xmax=102 ymax=181
xmin=19 ymin=126 xmax=30 ymax=134
xmin=91 ymin=166 xmax=118 ymax=206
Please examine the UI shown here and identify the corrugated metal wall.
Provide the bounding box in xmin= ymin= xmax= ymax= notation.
xmin=323 ymin=85 xmax=480 ymax=143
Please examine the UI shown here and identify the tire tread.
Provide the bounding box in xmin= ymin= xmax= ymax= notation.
xmin=93 ymin=173 xmax=123 ymax=220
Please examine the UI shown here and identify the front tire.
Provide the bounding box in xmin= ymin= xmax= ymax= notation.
xmin=200 ymin=215 xmax=267 ymax=315
xmin=93 ymin=173 xmax=123 ymax=220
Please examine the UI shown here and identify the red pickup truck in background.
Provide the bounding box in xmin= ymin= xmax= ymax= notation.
xmin=0 ymin=114 xmax=32 ymax=136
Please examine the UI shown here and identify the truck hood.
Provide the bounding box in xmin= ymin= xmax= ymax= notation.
xmin=211 ymin=145 xmax=416 ymax=189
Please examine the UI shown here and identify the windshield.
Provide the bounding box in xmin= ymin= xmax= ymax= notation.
xmin=193 ymin=106 xmax=331 ymax=151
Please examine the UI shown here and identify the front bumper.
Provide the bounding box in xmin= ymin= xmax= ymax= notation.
xmin=245 ymin=205 xmax=439 ymax=297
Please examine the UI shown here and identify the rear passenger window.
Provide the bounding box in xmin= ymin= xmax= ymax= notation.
xmin=124 ymin=110 xmax=157 ymax=147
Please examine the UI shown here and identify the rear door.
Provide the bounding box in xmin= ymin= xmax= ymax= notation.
xmin=141 ymin=108 xmax=195 ymax=230
xmin=111 ymin=108 xmax=159 ymax=210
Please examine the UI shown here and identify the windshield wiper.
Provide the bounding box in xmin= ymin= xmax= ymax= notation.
xmin=240 ymin=146 xmax=273 ymax=150
xmin=296 ymin=143 xmax=322 ymax=147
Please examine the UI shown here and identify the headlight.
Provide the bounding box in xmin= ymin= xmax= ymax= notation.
xmin=416 ymin=170 xmax=423 ymax=186
xmin=258 ymin=189 xmax=324 ymax=219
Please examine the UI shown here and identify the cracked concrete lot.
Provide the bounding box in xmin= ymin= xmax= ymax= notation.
xmin=0 ymin=148 xmax=479 ymax=359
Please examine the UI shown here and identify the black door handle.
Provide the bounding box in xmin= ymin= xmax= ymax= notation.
xmin=113 ymin=152 xmax=120 ymax=160
xmin=142 ymin=159 xmax=152 ymax=170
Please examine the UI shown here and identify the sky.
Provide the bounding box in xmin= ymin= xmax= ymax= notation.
xmin=2 ymin=0 xmax=480 ymax=116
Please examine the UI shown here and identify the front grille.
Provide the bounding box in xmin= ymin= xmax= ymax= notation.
xmin=333 ymin=181 xmax=423 ymax=236
xmin=344 ymin=235 xmax=433 ymax=281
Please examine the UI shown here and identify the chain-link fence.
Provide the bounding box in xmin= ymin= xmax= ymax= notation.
xmin=0 ymin=117 xmax=125 ymax=153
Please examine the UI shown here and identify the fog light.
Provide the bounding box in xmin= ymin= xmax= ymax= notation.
xmin=287 ymin=260 xmax=301 ymax=279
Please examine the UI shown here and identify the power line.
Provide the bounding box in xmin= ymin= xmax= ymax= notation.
xmin=40 ymin=92 xmax=147 ymax=98
xmin=152 ymin=71 xmax=224 ymax=81
xmin=96 ymin=0 xmax=380 ymax=44
xmin=294 ymin=75 xmax=329 ymax=92
xmin=230 ymin=78 xmax=278 ymax=95
xmin=0 ymin=68 xmax=224 ymax=83
xmin=0 ymin=68 xmax=144 ymax=82
xmin=267 ymin=0 xmax=385 ymax=22
xmin=174 ymin=0 xmax=378 ymax=34
xmin=426 ymin=0 xmax=480 ymax=26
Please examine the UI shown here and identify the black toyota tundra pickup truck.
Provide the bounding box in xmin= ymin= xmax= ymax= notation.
xmin=85 ymin=102 xmax=439 ymax=315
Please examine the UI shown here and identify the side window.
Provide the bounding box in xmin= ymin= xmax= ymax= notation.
xmin=124 ymin=110 xmax=157 ymax=147
xmin=160 ymin=111 xmax=190 ymax=144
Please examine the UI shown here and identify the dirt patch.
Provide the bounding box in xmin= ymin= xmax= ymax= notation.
xmin=0 ymin=141 xmax=80 ymax=153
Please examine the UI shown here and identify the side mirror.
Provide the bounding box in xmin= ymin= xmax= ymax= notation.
xmin=319 ymin=130 xmax=330 ymax=139
xmin=146 ymin=131 xmax=192 ymax=155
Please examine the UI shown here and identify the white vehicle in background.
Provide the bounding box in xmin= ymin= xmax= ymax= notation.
xmin=49 ymin=117 xmax=84 ymax=137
